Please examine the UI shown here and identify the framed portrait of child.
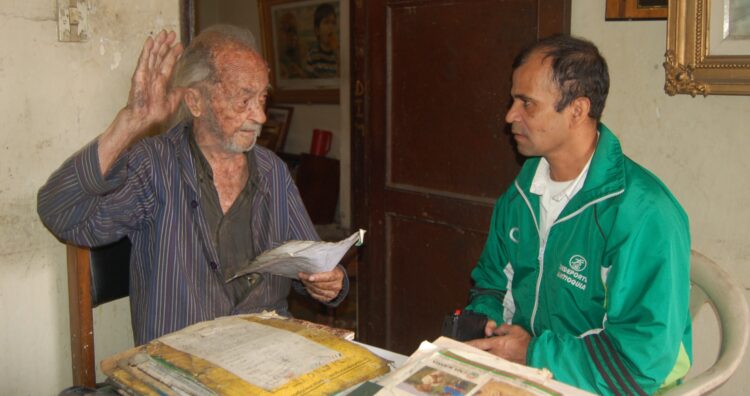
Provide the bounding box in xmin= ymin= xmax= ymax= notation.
xmin=260 ymin=0 xmax=341 ymax=103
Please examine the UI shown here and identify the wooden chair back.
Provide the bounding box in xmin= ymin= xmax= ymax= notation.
xmin=66 ymin=238 xmax=131 ymax=387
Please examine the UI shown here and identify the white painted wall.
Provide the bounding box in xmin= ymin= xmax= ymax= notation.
xmin=572 ymin=1 xmax=750 ymax=394
xmin=0 ymin=1 xmax=178 ymax=394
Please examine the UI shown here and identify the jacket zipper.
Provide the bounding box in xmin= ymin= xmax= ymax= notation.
xmin=515 ymin=181 xmax=542 ymax=337
xmin=530 ymin=234 xmax=546 ymax=337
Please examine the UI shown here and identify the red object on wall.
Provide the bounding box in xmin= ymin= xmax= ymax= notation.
xmin=310 ymin=129 xmax=333 ymax=156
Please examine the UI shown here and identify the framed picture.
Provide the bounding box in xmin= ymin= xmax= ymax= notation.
xmin=259 ymin=0 xmax=341 ymax=104
xmin=605 ymin=0 xmax=667 ymax=20
xmin=258 ymin=105 xmax=294 ymax=152
xmin=665 ymin=0 xmax=750 ymax=96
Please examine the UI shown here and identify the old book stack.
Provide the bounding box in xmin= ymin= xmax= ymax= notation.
xmin=100 ymin=312 xmax=389 ymax=395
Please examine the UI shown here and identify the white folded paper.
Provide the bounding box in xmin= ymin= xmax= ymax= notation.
xmin=227 ymin=229 xmax=366 ymax=281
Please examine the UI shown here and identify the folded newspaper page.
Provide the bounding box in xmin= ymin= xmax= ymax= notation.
xmin=361 ymin=336 xmax=594 ymax=396
xmin=227 ymin=229 xmax=366 ymax=281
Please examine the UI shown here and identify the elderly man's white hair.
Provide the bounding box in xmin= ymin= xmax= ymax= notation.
xmin=170 ymin=24 xmax=261 ymax=124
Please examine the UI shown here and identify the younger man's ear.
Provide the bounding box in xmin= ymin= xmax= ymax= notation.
xmin=184 ymin=88 xmax=203 ymax=117
xmin=569 ymin=96 xmax=591 ymax=124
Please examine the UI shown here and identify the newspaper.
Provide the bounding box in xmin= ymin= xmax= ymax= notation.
xmin=368 ymin=337 xmax=594 ymax=396
xmin=227 ymin=229 xmax=365 ymax=281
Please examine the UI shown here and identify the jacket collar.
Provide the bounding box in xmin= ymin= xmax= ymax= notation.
xmin=516 ymin=123 xmax=626 ymax=211
xmin=573 ymin=123 xmax=626 ymax=204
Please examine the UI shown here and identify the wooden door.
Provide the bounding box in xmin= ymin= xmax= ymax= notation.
xmin=351 ymin=0 xmax=571 ymax=353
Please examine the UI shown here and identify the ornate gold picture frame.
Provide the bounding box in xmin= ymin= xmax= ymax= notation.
xmin=664 ymin=0 xmax=750 ymax=96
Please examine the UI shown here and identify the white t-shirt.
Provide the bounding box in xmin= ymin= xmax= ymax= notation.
xmin=530 ymin=156 xmax=593 ymax=240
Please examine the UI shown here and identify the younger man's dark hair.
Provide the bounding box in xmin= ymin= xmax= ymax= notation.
xmin=513 ymin=35 xmax=610 ymax=121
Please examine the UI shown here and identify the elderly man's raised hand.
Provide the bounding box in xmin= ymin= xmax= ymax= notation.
xmin=98 ymin=31 xmax=184 ymax=175
xmin=127 ymin=30 xmax=184 ymax=130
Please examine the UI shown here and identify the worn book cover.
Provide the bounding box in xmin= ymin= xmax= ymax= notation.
xmin=102 ymin=313 xmax=388 ymax=395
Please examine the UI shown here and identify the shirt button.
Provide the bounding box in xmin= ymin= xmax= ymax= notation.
xmin=209 ymin=261 xmax=218 ymax=270
xmin=191 ymin=200 xmax=198 ymax=208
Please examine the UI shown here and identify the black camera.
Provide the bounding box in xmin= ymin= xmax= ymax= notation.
xmin=441 ymin=310 xmax=488 ymax=341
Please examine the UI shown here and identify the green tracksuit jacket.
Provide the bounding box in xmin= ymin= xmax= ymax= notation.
xmin=466 ymin=124 xmax=692 ymax=395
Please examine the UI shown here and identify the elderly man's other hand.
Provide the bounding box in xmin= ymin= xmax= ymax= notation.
xmin=298 ymin=266 xmax=345 ymax=303
xmin=465 ymin=323 xmax=531 ymax=365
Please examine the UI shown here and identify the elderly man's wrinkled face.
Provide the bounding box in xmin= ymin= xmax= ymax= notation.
xmin=199 ymin=44 xmax=269 ymax=153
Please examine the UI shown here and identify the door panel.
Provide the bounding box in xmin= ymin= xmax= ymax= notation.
xmin=388 ymin=1 xmax=535 ymax=199
xmin=352 ymin=0 xmax=571 ymax=354
xmin=387 ymin=215 xmax=489 ymax=353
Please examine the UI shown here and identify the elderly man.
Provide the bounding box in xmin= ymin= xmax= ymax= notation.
xmin=464 ymin=35 xmax=692 ymax=394
xmin=38 ymin=25 xmax=347 ymax=345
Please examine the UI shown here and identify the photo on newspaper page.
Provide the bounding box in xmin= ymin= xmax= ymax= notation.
xmin=371 ymin=337 xmax=594 ymax=396
xmin=396 ymin=366 xmax=478 ymax=395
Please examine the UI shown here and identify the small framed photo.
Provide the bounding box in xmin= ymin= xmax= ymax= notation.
xmin=259 ymin=0 xmax=341 ymax=104
xmin=605 ymin=0 xmax=667 ymax=20
xmin=258 ymin=105 xmax=294 ymax=152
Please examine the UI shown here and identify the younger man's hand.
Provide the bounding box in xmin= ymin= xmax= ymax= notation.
xmin=466 ymin=323 xmax=531 ymax=365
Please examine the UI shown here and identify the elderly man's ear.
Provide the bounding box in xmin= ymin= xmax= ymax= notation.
xmin=184 ymin=87 xmax=203 ymax=118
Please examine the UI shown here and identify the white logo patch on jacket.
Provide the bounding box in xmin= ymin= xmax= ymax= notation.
xmin=556 ymin=254 xmax=588 ymax=291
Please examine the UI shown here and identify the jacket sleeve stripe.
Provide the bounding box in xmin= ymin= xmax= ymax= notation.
xmin=584 ymin=335 xmax=622 ymax=395
xmin=586 ymin=333 xmax=649 ymax=396
xmin=601 ymin=333 xmax=648 ymax=396
xmin=591 ymin=335 xmax=632 ymax=394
